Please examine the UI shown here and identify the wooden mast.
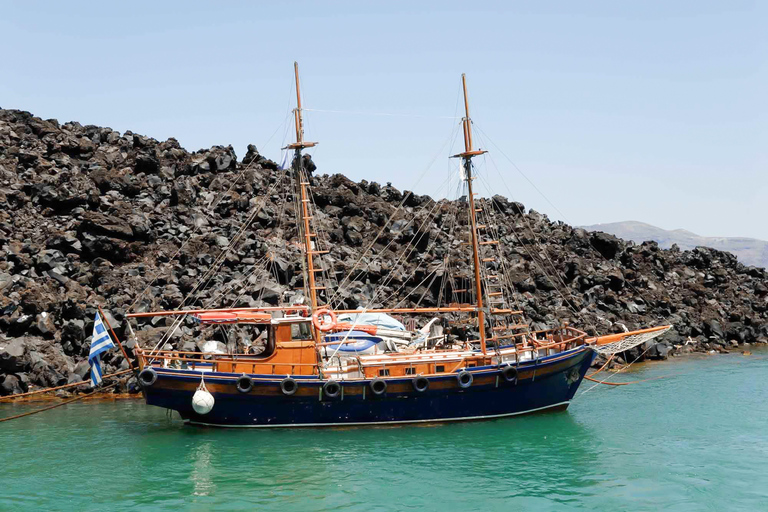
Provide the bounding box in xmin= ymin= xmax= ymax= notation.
xmin=453 ymin=74 xmax=488 ymax=354
xmin=286 ymin=62 xmax=320 ymax=311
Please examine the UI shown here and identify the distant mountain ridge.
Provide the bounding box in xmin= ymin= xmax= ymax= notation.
xmin=581 ymin=221 xmax=768 ymax=269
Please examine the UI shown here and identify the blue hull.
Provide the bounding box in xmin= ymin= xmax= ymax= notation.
xmin=142 ymin=346 xmax=596 ymax=427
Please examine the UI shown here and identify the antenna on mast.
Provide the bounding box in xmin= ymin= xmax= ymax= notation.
xmin=451 ymin=73 xmax=489 ymax=355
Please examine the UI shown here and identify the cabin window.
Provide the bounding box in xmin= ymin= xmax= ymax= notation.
xmin=467 ymin=363 xmax=476 ymax=368
xmin=436 ymin=365 xmax=445 ymax=373
xmin=405 ymin=367 xmax=415 ymax=375
xmin=291 ymin=322 xmax=313 ymax=340
xmin=379 ymin=369 xmax=390 ymax=376
xmin=246 ymin=326 xmax=275 ymax=358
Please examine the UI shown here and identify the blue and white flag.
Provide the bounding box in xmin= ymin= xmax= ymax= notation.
xmin=279 ymin=150 xmax=291 ymax=170
xmin=89 ymin=312 xmax=116 ymax=386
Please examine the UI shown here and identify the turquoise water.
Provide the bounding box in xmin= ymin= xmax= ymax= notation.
xmin=2 ymin=352 xmax=767 ymax=511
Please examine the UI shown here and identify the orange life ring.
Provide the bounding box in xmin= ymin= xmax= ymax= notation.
xmin=312 ymin=308 xmax=338 ymax=332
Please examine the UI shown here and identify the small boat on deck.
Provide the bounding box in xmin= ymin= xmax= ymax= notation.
xmin=126 ymin=64 xmax=669 ymax=427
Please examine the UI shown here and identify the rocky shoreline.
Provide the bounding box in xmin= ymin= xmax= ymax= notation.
xmin=1 ymin=108 xmax=766 ymax=397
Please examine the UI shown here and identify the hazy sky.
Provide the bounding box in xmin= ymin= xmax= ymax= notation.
xmin=2 ymin=1 xmax=765 ymax=239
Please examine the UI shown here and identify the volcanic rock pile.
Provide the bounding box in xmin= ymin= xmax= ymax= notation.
xmin=1 ymin=108 xmax=766 ymax=395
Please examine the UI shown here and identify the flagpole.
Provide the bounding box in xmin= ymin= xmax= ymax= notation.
xmin=97 ymin=305 xmax=135 ymax=371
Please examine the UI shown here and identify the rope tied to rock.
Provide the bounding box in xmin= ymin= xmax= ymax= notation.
xmin=0 ymin=368 xmax=133 ymax=403
xmin=0 ymin=382 xmax=120 ymax=423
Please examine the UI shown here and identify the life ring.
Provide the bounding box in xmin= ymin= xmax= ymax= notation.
xmin=236 ymin=374 xmax=253 ymax=393
xmin=501 ymin=365 xmax=518 ymax=382
xmin=280 ymin=377 xmax=298 ymax=396
xmin=412 ymin=376 xmax=429 ymax=393
xmin=138 ymin=368 xmax=157 ymax=387
xmin=323 ymin=380 xmax=341 ymax=398
xmin=312 ymin=308 xmax=338 ymax=332
xmin=456 ymin=370 xmax=473 ymax=389
xmin=370 ymin=378 xmax=387 ymax=396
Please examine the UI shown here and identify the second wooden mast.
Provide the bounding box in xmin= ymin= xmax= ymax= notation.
xmin=286 ymin=62 xmax=320 ymax=311
xmin=453 ymin=73 xmax=489 ymax=354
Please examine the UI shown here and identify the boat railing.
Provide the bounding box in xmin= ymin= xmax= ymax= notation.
xmin=136 ymin=328 xmax=588 ymax=377
xmin=136 ymin=347 xmax=322 ymax=375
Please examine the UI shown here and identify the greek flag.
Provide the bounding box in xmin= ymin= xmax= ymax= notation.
xmin=279 ymin=150 xmax=291 ymax=170
xmin=89 ymin=312 xmax=115 ymax=386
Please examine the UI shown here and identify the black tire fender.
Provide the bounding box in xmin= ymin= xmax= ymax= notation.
xmin=323 ymin=380 xmax=341 ymax=398
xmin=412 ymin=376 xmax=429 ymax=393
xmin=369 ymin=378 xmax=387 ymax=396
xmin=501 ymin=365 xmax=518 ymax=382
xmin=280 ymin=377 xmax=298 ymax=396
xmin=456 ymin=370 xmax=473 ymax=389
xmin=138 ymin=368 xmax=157 ymax=387
xmin=236 ymin=374 xmax=253 ymax=393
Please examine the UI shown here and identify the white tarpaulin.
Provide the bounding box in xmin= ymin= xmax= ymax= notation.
xmin=336 ymin=313 xmax=407 ymax=331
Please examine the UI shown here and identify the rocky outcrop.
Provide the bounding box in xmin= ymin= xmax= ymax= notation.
xmin=1 ymin=108 xmax=767 ymax=395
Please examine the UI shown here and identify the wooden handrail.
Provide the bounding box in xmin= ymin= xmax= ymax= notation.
xmin=334 ymin=307 xmax=481 ymax=314
xmin=141 ymin=353 xmax=321 ymax=367
xmin=138 ymin=333 xmax=582 ymax=362
xmin=127 ymin=305 xmax=309 ymax=318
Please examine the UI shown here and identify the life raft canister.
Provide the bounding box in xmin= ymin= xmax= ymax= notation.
xmin=312 ymin=308 xmax=338 ymax=332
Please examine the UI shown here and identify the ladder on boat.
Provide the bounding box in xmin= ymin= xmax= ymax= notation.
xmin=473 ymin=197 xmax=529 ymax=347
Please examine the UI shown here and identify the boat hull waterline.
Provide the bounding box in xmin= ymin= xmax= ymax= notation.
xmin=141 ymin=346 xmax=596 ymax=427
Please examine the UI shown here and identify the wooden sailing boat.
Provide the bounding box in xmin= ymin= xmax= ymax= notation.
xmin=128 ymin=65 xmax=668 ymax=427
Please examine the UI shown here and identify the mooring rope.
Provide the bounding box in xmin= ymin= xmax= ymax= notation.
xmin=584 ymin=375 xmax=668 ymax=386
xmin=579 ymin=343 xmax=660 ymax=395
xmin=0 ymin=368 xmax=133 ymax=403
xmin=0 ymin=382 xmax=120 ymax=423
xmin=585 ymin=354 xmax=615 ymax=379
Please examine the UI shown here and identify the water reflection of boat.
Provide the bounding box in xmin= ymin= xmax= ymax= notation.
xmin=127 ymin=64 xmax=667 ymax=427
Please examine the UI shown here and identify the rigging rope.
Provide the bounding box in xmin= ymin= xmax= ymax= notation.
xmin=473 ymin=122 xmax=662 ymax=335
xmin=472 ymin=152 xmax=602 ymax=336
xmin=127 ymin=122 xmax=287 ymax=316
xmin=327 ymin=130 xmax=459 ymax=305
xmin=327 ymin=169 xmax=455 ymax=306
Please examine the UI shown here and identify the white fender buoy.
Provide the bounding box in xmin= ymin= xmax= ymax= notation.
xmin=192 ymin=376 xmax=215 ymax=415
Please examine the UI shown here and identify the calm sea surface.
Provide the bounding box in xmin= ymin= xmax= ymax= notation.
xmin=1 ymin=351 xmax=767 ymax=511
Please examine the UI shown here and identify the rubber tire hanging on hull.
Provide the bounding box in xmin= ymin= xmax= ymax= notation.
xmin=280 ymin=377 xmax=298 ymax=396
xmin=412 ymin=376 xmax=429 ymax=393
xmin=502 ymin=365 xmax=518 ymax=382
xmin=323 ymin=380 xmax=341 ymax=398
xmin=236 ymin=374 xmax=253 ymax=393
xmin=456 ymin=370 xmax=473 ymax=389
xmin=138 ymin=368 xmax=157 ymax=387
xmin=369 ymin=378 xmax=387 ymax=395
